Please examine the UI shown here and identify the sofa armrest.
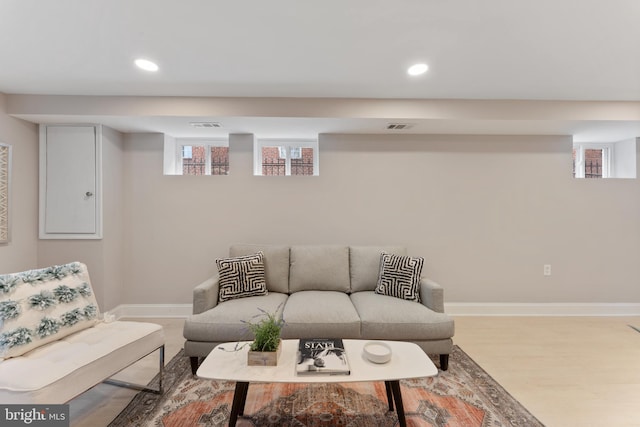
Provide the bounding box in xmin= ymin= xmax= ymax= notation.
xmin=420 ymin=278 xmax=445 ymax=313
xmin=193 ymin=273 xmax=220 ymax=314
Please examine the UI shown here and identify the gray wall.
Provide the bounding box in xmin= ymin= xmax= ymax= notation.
xmin=121 ymin=132 xmax=640 ymax=304
xmin=0 ymin=93 xmax=38 ymax=273
xmin=38 ymin=126 xmax=125 ymax=310
xmin=2 ymin=98 xmax=638 ymax=307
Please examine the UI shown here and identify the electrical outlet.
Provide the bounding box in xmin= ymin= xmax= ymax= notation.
xmin=544 ymin=264 xmax=552 ymax=276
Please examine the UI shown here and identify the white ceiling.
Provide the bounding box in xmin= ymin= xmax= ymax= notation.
xmin=1 ymin=0 xmax=639 ymax=140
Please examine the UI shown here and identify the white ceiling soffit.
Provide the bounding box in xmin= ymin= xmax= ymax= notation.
xmin=8 ymin=96 xmax=640 ymax=141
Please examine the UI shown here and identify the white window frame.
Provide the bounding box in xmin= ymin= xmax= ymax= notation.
xmin=573 ymin=142 xmax=613 ymax=178
xmin=290 ymin=146 xmax=302 ymax=159
xmin=254 ymin=139 xmax=319 ymax=176
xmin=175 ymin=138 xmax=228 ymax=175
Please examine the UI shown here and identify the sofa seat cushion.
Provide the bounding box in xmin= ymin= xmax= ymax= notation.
xmin=350 ymin=292 xmax=454 ymax=340
xmin=0 ymin=321 xmax=164 ymax=404
xmin=282 ymin=291 xmax=361 ymax=339
xmin=184 ymin=293 xmax=288 ymax=343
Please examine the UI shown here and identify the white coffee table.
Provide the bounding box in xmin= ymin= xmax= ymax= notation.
xmin=197 ymin=339 xmax=438 ymax=427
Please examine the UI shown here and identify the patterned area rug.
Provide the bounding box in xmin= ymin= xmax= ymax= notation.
xmin=110 ymin=346 xmax=543 ymax=427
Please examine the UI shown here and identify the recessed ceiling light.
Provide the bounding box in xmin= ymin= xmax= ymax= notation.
xmin=407 ymin=63 xmax=428 ymax=76
xmin=134 ymin=58 xmax=159 ymax=72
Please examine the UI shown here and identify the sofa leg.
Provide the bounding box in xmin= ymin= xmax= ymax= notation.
xmin=439 ymin=354 xmax=449 ymax=371
xmin=190 ymin=356 xmax=200 ymax=375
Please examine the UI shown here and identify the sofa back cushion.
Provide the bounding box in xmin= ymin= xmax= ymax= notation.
xmin=349 ymin=246 xmax=406 ymax=292
xmin=0 ymin=262 xmax=100 ymax=359
xmin=289 ymin=246 xmax=350 ymax=293
xmin=230 ymin=244 xmax=290 ymax=293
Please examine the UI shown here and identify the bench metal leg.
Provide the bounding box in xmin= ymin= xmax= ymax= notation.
xmin=103 ymin=344 xmax=165 ymax=394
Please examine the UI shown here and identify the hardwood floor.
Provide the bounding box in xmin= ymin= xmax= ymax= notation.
xmin=455 ymin=316 xmax=640 ymax=427
xmin=68 ymin=316 xmax=640 ymax=426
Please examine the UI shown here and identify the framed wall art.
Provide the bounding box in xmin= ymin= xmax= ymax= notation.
xmin=0 ymin=142 xmax=11 ymax=243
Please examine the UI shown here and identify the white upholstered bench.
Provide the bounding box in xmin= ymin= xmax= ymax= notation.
xmin=0 ymin=263 xmax=164 ymax=404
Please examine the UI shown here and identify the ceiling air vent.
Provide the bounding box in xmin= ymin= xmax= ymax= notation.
xmin=386 ymin=123 xmax=414 ymax=130
xmin=189 ymin=122 xmax=222 ymax=128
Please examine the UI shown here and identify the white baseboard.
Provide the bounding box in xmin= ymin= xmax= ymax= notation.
xmin=108 ymin=304 xmax=192 ymax=319
xmin=107 ymin=302 xmax=640 ymax=318
xmin=446 ymin=302 xmax=640 ymax=316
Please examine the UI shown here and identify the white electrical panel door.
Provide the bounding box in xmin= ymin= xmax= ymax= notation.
xmin=41 ymin=125 xmax=101 ymax=237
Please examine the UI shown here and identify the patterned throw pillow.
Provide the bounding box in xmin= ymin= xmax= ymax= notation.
xmin=375 ymin=253 xmax=424 ymax=302
xmin=217 ymin=252 xmax=268 ymax=302
xmin=0 ymin=262 xmax=100 ymax=359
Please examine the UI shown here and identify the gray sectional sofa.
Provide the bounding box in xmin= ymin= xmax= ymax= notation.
xmin=183 ymin=244 xmax=455 ymax=373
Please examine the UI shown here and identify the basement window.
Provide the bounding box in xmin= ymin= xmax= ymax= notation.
xmin=254 ymin=139 xmax=319 ymax=176
xmin=573 ymin=140 xmax=636 ymax=179
xmin=164 ymin=138 xmax=228 ymax=175
xmin=573 ymin=144 xmax=610 ymax=178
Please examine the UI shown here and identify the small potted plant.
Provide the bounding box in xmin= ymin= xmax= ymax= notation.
xmin=245 ymin=307 xmax=285 ymax=366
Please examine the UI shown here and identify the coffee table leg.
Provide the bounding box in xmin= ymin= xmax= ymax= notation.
xmin=384 ymin=381 xmax=394 ymax=411
xmin=229 ymin=381 xmax=249 ymax=427
xmin=239 ymin=382 xmax=249 ymax=415
xmin=389 ymin=380 xmax=406 ymax=427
